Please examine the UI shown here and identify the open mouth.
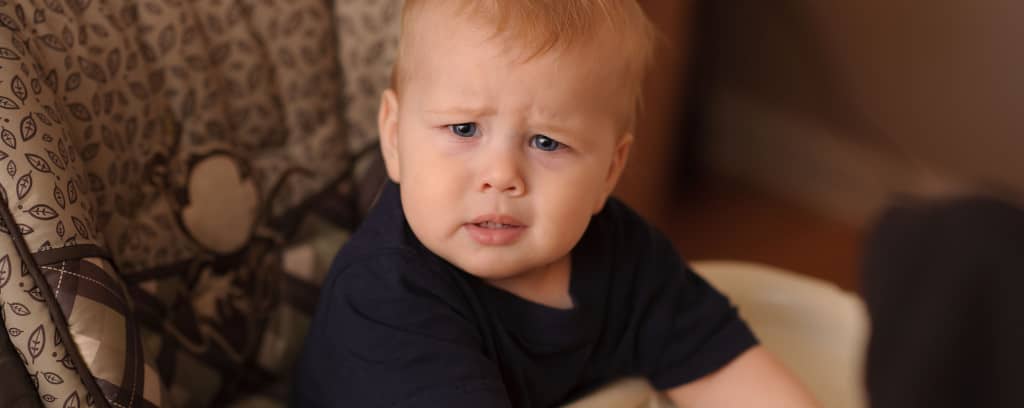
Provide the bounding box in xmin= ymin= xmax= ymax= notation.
xmin=466 ymin=215 xmax=526 ymax=245
xmin=473 ymin=221 xmax=522 ymax=229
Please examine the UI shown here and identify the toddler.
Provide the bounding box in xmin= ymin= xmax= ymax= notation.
xmin=294 ymin=1 xmax=817 ymax=406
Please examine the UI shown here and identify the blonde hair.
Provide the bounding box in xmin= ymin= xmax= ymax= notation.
xmin=394 ymin=0 xmax=657 ymax=127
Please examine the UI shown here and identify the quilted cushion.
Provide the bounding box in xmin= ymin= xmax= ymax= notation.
xmin=0 ymin=0 xmax=400 ymax=407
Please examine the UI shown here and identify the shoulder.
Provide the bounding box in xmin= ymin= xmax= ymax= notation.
xmin=585 ymin=197 xmax=724 ymax=313
xmin=589 ymin=196 xmax=678 ymax=264
xmin=332 ymin=181 xmax=417 ymax=257
xmin=297 ymin=254 xmax=505 ymax=407
xmin=595 ymin=196 xmax=645 ymax=232
xmin=574 ymin=197 xmax=692 ymax=315
xmin=326 ymin=248 xmax=465 ymax=312
xmin=314 ymin=180 xmax=479 ymax=328
xmin=327 ymin=181 xmax=459 ymax=290
xmin=309 ymin=248 xmax=483 ymax=362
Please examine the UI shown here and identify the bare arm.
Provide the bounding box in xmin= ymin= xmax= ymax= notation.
xmin=666 ymin=346 xmax=820 ymax=408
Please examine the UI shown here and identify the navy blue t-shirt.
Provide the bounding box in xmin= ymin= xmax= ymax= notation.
xmin=292 ymin=183 xmax=756 ymax=407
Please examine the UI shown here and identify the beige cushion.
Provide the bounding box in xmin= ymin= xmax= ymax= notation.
xmin=695 ymin=260 xmax=868 ymax=408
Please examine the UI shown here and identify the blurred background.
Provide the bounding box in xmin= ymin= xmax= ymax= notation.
xmin=621 ymin=0 xmax=1024 ymax=292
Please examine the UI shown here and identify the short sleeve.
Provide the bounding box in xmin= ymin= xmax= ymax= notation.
xmin=619 ymin=215 xmax=758 ymax=390
xmin=292 ymin=251 xmax=512 ymax=408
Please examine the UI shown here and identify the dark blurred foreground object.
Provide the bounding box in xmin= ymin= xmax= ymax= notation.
xmin=863 ymin=197 xmax=1024 ymax=408
xmin=0 ymin=317 xmax=41 ymax=408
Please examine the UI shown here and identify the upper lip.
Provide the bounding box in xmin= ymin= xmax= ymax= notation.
xmin=467 ymin=214 xmax=526 ymax=227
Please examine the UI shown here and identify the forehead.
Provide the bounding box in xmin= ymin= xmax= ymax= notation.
xmin=399 ymin=4 xmax=634 ymax=123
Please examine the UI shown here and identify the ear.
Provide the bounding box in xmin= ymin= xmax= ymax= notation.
xmin=378 ymin=89 xmax=401 ymax=183
xmin=594 ymin=132 xmax=634 ymax=214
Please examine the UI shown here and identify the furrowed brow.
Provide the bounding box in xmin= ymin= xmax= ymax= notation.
xmin=423 ymin=105 xmax=496 ymax=117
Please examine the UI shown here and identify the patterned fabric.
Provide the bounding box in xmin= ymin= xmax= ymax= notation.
xmin=2 ymin=248 xmax=98 ymax=407
xmin=42 ymin=255 xmax=164 ymax=408
xmin=0 ymin=0 xmax=401 ymax=407
xmin=333 ymin=0 xmax=401 ymax=153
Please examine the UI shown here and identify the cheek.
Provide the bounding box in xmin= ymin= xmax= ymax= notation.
xmin=401 ymin=182 xmax=460 ymax=251
xmin=540 ymin=200 xmax=594 ymax=260
xmin=537 ymin=174 xmax=603 ymax=236
xmin=546 ymin=156 xmax=613 ymax=201
xmin=398 ymin=126 xmax=477 ymax=170
xmin=399 ymin=134 xmax=458 ymax=179
xmin=529 ymin=150 xmax=571 ymax=172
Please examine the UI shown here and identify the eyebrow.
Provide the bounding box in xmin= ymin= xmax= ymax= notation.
xmin=421 ymin=103 xmax=600 ymax=137
xmin=529 ymin=110 xmax=590 ymax=136
xmin=422 ymin=105 xmax=497 ymax=117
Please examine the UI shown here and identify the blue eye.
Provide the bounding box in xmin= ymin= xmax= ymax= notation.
xmin=449 ymin=123 xmax=477 ymax=137
xmin=530 ymin=134 xmax=562 ymax=151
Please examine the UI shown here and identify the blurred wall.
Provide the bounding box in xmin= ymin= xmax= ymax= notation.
xmin=615 ymin=0 xmax=695 ymax=226
xmin=703 ymin=0 xmax=1024 ymax=223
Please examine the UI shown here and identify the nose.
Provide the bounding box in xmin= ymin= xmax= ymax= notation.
xmin=478 ymin=147 xmax=526 ymax=196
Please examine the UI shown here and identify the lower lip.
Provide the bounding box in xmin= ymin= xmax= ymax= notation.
xmin=465 ymin=223 xmax=526 ymax=245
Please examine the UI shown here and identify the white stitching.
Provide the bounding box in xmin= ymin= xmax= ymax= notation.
xmin=53 ymin=260 xmax=66 ymax=299
xmin=40 ymin=266 xmax=125 ymax=308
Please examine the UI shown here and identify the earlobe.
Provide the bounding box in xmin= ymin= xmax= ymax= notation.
xmin=611 ymin=133 xmax=635 ymax=186
xmin=378 ymin=89 xmax=401 ymax=183
xmin=594 ymin=133 xmax=634 ymax=214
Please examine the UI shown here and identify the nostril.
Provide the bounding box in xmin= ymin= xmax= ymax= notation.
xmin=479 ymin=178 xmax=524 ymax=194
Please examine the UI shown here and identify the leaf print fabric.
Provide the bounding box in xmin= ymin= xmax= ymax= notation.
xmin=0 ymin=0 xmax=401 ymax=406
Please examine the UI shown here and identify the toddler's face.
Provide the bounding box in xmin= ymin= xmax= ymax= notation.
xmin=379 ymin=5 xmax=633 ymax=283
